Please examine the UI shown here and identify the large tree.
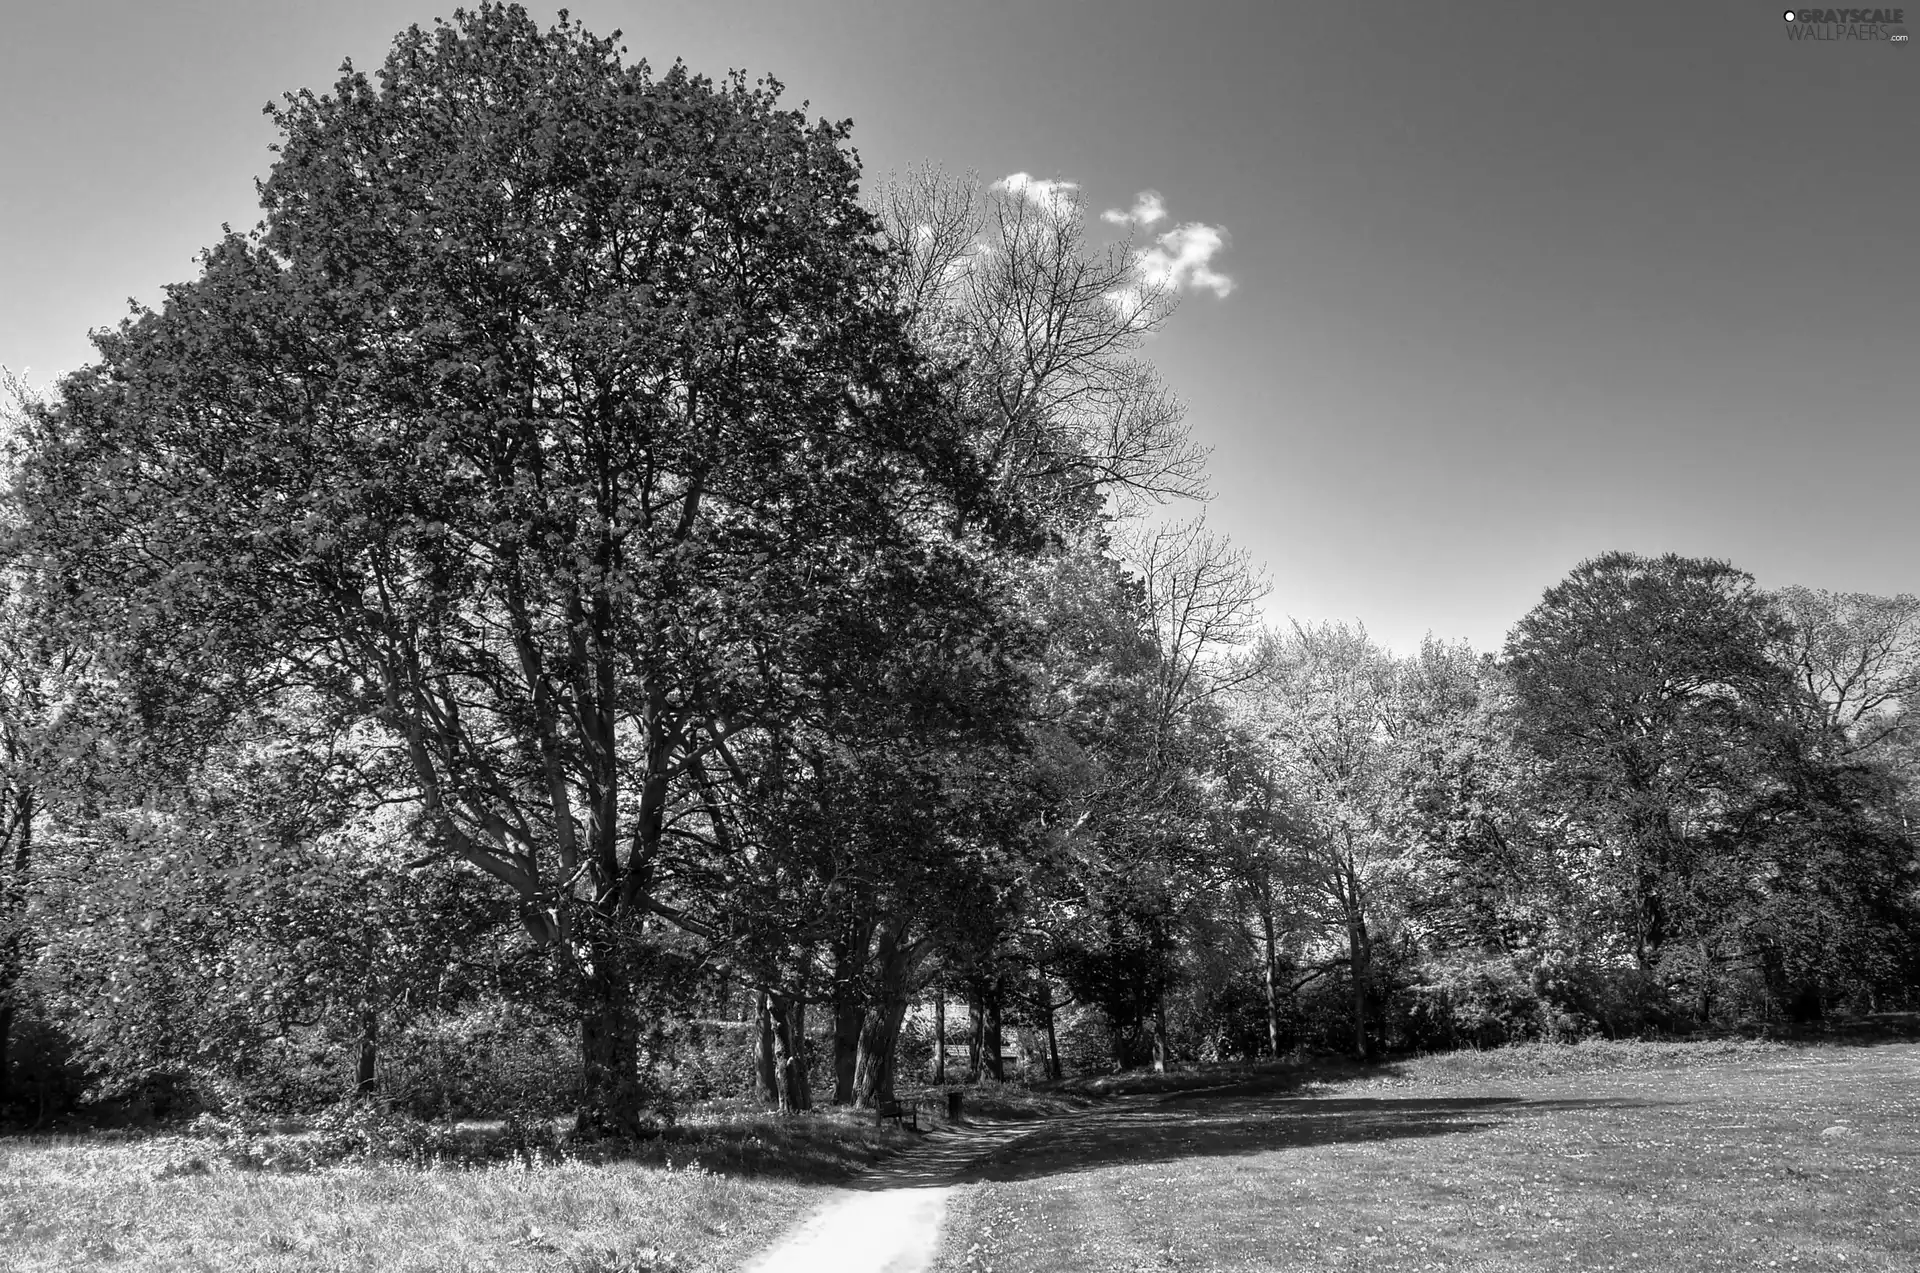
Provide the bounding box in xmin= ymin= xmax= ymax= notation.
xmin=1240 ymin=622 xmax=1418 ymax=1059
xmin=17 ymin=6 xmax=1016 ymax=1131
xmin=1504 ymin=553 xmax=1805 ymax=995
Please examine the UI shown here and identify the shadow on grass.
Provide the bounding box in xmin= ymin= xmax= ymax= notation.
xmin=954 ymin=1091 xmax=1657 ymax=1184
xmin=901 ymin=1082 xmax=1093 ymax=1123
xmin=638 ymin=1111 xmax=918 ymax=1185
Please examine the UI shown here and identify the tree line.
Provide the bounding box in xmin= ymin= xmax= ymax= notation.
xmin=1 ymin=6 xmax=1914 ymax=1133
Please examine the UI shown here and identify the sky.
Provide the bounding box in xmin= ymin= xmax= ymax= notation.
xmin=2 ymin=0 xmax=1915 ymax=654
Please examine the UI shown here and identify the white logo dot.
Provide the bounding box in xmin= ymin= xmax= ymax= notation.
xmin=1783 ymin=9 xmax=1795 ymax=18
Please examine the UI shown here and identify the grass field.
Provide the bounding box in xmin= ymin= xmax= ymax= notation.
xmin=5 ymin=1041 xmax=1916 ymax=1271
xmin=0 ymin=1104 xmax=914 ymax=1273
xmin=933 ymin=1040 xmax=1920 ymax=1273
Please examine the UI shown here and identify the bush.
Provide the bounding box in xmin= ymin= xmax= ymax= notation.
xmin=1292 ymin=968 xmax=1366 ymax=1054
xmin=1526 ymin=948 xmax=1668 ymax=1039
xmin=1051 ymin=1004 xmax=1115 ymax=1075
xmin=1400 ymin=954 xmax=1544 ymax=1051
xmin=381 ymin=1004 xmax=579 ymax=1119
xmin=654 ymin=1017 xmax=755 ymax=1103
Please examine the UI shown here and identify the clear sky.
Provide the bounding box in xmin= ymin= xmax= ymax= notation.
xmin=3 ymin=1 xmax=1915 ymax=654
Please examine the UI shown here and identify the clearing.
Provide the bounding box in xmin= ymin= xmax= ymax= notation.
xmin=927 ymin=1041 xmax=1920 ymax=1272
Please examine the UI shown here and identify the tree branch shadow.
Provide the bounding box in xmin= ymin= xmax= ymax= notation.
xmin=952 ymin=1090 xmax=1659 ymax=1183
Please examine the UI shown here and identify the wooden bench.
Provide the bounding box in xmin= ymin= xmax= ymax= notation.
xmin=875 ymin=1097 xmax=921 ymax=1131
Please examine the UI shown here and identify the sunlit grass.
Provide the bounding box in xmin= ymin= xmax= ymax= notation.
xmin=934 ymin=1041 xmax=1920 ymax=1272
xmin=1379 ymin=1036 xmax=1791 ymax=1084
xmin=0 ymin=1104 xmax=914 ymax=1273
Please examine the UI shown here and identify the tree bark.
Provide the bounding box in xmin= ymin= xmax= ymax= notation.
xmin=355 ymin=1008 xmax=378 ymax=1098
xmin=1111 ymin=1009 xmax=1135 ymax=1072
xmin=832 ymin=997 xmax=862 ymax=1106
xmin=983 ymin=989 xmax=1005 ymax=1081
xmin=933 ymin=989 xmax=946 ymax=1084
xmin=1261 ymin=910 xmax=1283 ymax=1059
xmin=0 ymin=788 xmax=35 ymax=1115
xmin=786 ymin=994 xmax=813 ymax=1110
xmin=577 ymin=941 xmax=645 ymax=1134
xmin=767 ymin=988 xmax=811 ymax=1112
xmin=1040 ymin=976 xmax=1063 ymax=1080
xmin=853 ymin=918 xmax=916 ymax=1106
xmin=753 ymin=986 xmax=778 ymax=1104
xmin=829 ymin=919 xmax=871 ymax=1105
xmin=966 ymin=989 xmax=984 ymax=1081
xmin=1348 ymin=916 xmax=1372 ymax=1062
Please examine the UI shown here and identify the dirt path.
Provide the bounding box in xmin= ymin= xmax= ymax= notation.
xmin=738 ymin=1118 xmax=1041 ymax=1273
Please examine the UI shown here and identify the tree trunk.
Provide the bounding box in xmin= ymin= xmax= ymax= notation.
xmin=786 ymin=994 xmax=813 ymax=1110
xmin=355 ymin=1008 xmax=378 ymax=1098
xmin=829 ymin=922 xmax=869 ymax=1105
xmin=753 ymin=986 xmax=778 ymax=1104
xmin=0 ymin=951 xmax=18 ymax=1116
xmin=1633 ymin=813 xmax=1672 ymax=971
xmin=0 ymin=789 xmax=34 ymax=1116
xmin=1348 ymin=917 xmax=1372 ymax=1062
xmin=833 ymin=921 xmax=879 ymax=1113
xmin=767 ymin=988 xmax=811 ymax=1112
xmin=1039 ymin=976 xmax=1063 ymax=1081
xmin=832 ymin=998 xmax=862 ymax=1105
xmin=1111 ymin=1012 xmax=1134 ymax=1072
xmin=1697 ymin=941 xmax=1715 ymax=1025
xmin=1261 ymin=911 xmax=1283 ymax=1059
xmin=853 ymin=918 xmax=916 ymax=1107
xmin=967 ymin=989 xmax=984 ymax=1081
xmin=578 ymin=946 xmax=645 ymax=1135
xmin=933 ymin=989 xmax=946 ymax=1084
xmin=1151 ymin=993 xmax=1168 ymax=1074
xmin=983 ymin=989 xmax=1005 ymax=1081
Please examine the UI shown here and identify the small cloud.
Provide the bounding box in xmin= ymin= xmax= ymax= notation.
xmin=1135 ymin=221 xmax=1234 ymax=299
xmin=1102 ymin=190 xmax=1167 ymax=228
xmin=992 ymin=172 xmax=1079 ymax=218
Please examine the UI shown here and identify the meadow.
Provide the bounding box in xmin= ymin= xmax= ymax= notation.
xmin=932 ymin=1040 xmax=1920 ymax=1273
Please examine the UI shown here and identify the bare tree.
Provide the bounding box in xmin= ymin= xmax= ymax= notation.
xmin=873 ymin=166 xmax=1210 ymax=517
xmin=1122 ymin=517 xmax=1268 ymax=767
xmin=1113 ymin=518 xmax=1266 ymax=1071
xmin=1773 ymin=587 xmax=1920 ymax=758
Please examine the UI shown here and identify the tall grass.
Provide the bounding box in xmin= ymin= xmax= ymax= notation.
xmin=0 ymin=1104 xmax=915 ymax=1273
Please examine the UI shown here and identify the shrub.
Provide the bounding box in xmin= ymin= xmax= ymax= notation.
xmin=1513 ymin=946 xmax=1692 ymax=1039
xmin=653 ymin=1017 xmax=755 ymax=1103
xmin=1051 ymin=1004 xmax=1115 ymax=1075
xmin=381 ymin=1003 xmax=579 ymax=1119
xmin=1400 ymin=954 xmax=1545 ymax=1050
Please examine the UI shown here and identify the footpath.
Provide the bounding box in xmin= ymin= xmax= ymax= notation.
xmin=739 ymin=1073 xmax=1296 ymax=1271
xmin=738 ymin=1115 xmax=1043 ymax=1273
